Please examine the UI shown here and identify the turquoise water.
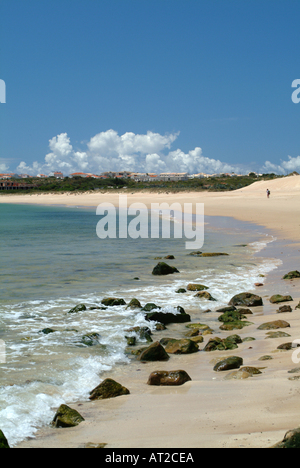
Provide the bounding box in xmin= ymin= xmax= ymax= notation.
xmin=0 ymin=203 xmax=280 ymax=445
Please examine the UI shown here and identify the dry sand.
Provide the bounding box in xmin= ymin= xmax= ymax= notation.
xmin=3 ymin=175 xmax=300 ymax=448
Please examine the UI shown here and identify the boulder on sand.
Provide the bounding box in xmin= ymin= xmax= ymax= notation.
xmin=204 ymin=335 xmax=242 ymax=352
xmin=52 ymin=404 xmax=85 ymax=428
xmin=138 ymin=341 xmax=170 ymax=362
xmin=283 ymin=271 xmax=300 ymax=280
xmin=152 ymin=262 xmax=179 ymax=276
xmin=213 ymin=356 xmax=243 ymax=372
xmin=229 ymin=293 xmax=263 ymax=307
xmin=271 ymin=427 xmax=300 ymax=448
xmin=258 ymin=320 xmax=290 ymax=330
xmin=269 ymin=294 xmax=293 ymax=304
xmin=160 ymin=338 xmax=199 ymax=354
xmin=89 ymin=378 xmax=130 ymax=401
xmin=147 ymin=370 xmax=192 ymax=386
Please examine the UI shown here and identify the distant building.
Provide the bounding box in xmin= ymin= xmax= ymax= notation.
xmin=0 ymin=173 xmax=21 ymax=179
xmin=48 ymin=171 xmax=64 ymax=179
xmin=158 ymin=173 xmax=189 ymax=181
xmin=37 ymin=174 xmax=48 ymax=178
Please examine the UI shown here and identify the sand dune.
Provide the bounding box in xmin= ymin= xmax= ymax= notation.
xmin=236 ymin=175 xmax=300 ymax=195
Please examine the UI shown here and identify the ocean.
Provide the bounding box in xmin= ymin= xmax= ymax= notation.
xmin=0 ymin=203 xmax=281 ymax=446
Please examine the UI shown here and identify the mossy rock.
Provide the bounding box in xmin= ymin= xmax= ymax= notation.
xmin=89 ymin=378 xmax=130 ymax=401
xmin=258 ymin=355 xmax=273 ymax=361
xmin=141 ymin=303 xmax=162 ymax=312
xmin=176 ymin=288 xmax=187 ymax=294
xmin=194 ymin=291 xmax=217 ymax=301
xmin=161 ymin=338 xmax=199 ymax=354
xmin=101 ymin=298 xmax=126 ymax=307
xmin=218 ymin=310 xmax=247 ymax=323
xmin=0 ymin=430 xmax=10 ymax=448
xmin=204 ymin=335 xmax=242 ymax=352
xmin=240 ymin=366 xmax=262 ymax=376
xmin=68 ymin=304 xmax=87 ymax=314
xmin=283 ymin=271 xmax=300 ymax=280
xmin=265 ymin=331 xmax=291 ymax=339
xmin=229 ymin=292 xmax=263 ymax=307
xmin=126 ymin=298 xmax=142 ymax=309
xmin=258 ymin=320 xmax=290 ymax=330
xmin=81 ymin=332 xmax=101 ymax=347
xmin=271 ymin=428 xmax=300 ymax=448
xmin=52 ymin=404 xmax=85 ymax=428
xmin=187 ymin=284 xmax=209 ymax=291
xmin=269 ymin=294 xmax=293 ymax=304
xmin=220 ymin=320 xmax=253 ymax=331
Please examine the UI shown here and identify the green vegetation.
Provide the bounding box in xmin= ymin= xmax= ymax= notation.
xmin=2 ymin=173 xmax=283 ymax=194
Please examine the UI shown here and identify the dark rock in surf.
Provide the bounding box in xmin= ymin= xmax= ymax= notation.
xmin=145 ymin=306 xmax=191 ymax=325
xmin=126 ymin=298 xmax=142 ymax=309
xmin=68 ymin=304 xmax=87 ymax=314
xmin=187 ymin=284 xmax=209 ymax=291
xmin=152 ymin=262 xmax=179 ymax=276
xmin=101 ymin=298 xmax=126 ymax=307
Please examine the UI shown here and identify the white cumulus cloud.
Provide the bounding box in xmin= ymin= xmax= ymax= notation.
xmin=261 ymin=155 xmax=300 ymax=175
xmin=16 ymin=129 xmax=248 ymax=176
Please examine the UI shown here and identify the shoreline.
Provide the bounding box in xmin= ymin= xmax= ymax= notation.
xmin=15 ymin=223 xmax=300 ymax=448
xmin=3 ymin=177 xmax=300 ymax=448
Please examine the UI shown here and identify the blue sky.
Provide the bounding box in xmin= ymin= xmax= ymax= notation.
xmin=1 ymin=0 xmax=300 ymax=175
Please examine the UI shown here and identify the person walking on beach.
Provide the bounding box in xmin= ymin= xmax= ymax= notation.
xmin=267 ymin=189 xmax=270 ymax=199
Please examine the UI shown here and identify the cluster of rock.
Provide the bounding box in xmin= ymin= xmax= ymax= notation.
xmin=4 ymin=272 xmax=300 ymax=447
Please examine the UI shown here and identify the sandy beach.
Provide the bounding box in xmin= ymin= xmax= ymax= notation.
xmin=2 ymin=175 xmax=300 ymax=448
xmin=1 ymin=175 xmax=300 ymax=242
